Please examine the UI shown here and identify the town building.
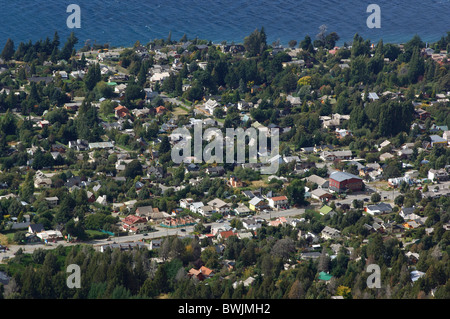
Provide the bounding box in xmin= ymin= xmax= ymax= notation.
xmin=268 ymin=196 xmax=289 ymax=210
xmin=121 ymin=215 xmax=148 ymax=233
xmin=329 ymin=171 xmax=364 ymax=193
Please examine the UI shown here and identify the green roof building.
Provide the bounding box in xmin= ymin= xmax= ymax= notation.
xmin=319 ymin=205 xmax=334 ymax=215
xmin=318 ymin=271 xmax=333 ymax=281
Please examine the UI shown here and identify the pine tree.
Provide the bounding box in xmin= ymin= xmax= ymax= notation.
xmin=408 ymin=47 xmax=424 ymax=83
xmin=1 ymin=38 xmax=15 ymax=61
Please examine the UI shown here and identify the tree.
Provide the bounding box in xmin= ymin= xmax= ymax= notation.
xmin=20 ymin=171 xmax=35 ymax=202
xmin=271 ymin=238 xmax=295 ymax=260
xmin=125 ymin=83 xmax=145 ymax=101
xmin=336 ymin=286 xmax=352 ymax=299
xmin=180 ymin=34 xmax=188 ymax=43
xmin=243 ymin=27 xmax=267 ymax=57
xmin=300 ymin=35 xmax=312 ymax=51
xmin=59 ymin=32 xmax=78 ymax=61
xmin=288 ymin=40 xmax=298 ymax=48
xmin=159 ymin=135 xmax=171 ymax=154
xmin=84 ymin=63 xmax=101 ymax=91
xmin=1 ymin=38 xmax=15 ymax=61
xmin=99 ymin=100 xmax=118 ymax=117
xmin=1 ymin=110 xmax=17 ymax=135
xmin=286 ymin=179 xmax=306 ymax=206
xmin=287 ymin=280 xmax=305 ymax=299
xmin=316 ymin=24 xmax=328 ymax=47
xmin=324 ymin=32 xmax=340 ymax=50
xmin=318 ymin=247 xmax=330 ymax=272
xmin=407 ymin=47 xmax=425 ymax=83
xmin=371 ymin=192 xmax=381 ymax=203
xmin=124 ymin=160 xmax=143 ymax=179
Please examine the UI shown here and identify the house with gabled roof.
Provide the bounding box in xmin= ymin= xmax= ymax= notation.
xmin=217 ymin=230 xmax=237 ymax=240
xmin=114 ymin=105 xmax=130 ymax=118
xmin=28 ymin=223 xmax=45 ymax=234
xmin=121 ymin=215 xmax=148 ymax=234
xmin=321 ymin=226 xmax=341 ymax=240
xmin=365 ymin=203 xmax=393 ymax=215
xmin=311 ymin=188 xmax=333 ymax=201
xmin=188 ymin=266 xmax=214 ymax=281
xmin=319 ymin=205 xmax=336 ymax=216
xmin=267 ymin=196 xmax=289 ymax=210
xmin=305 ymin=174 xmax=329 ymax=189
xmin=248 ymin=197 xmax=267 ymax=211
xmin=207 ymin=198 xmax=230 ymax=214
xmin=189 ymin=201 xmax=204 ymax=214
xmin=204 ymin=99 xmax=219 ymax=115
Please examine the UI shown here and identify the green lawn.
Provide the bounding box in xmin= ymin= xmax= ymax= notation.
xmin=85 ymin=230 xmax=109 ymax=240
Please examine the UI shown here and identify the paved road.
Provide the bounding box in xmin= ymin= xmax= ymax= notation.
xmin=1 ymin=207 xmax=307 ymax=260
xmin=2 ymin=181 xmax=448 ymax=260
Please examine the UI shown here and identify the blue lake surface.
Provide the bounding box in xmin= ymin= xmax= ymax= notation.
xmin=0 ymin=0 xmax=449 ymax=48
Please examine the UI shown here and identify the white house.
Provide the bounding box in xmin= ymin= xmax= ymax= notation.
xmin=207 ymin=198 xmax=230 ymax=214
xmin=268 ymin=196 xmax=289 ymax=209
xmin=321 ymin=226 xmax=341 ymax=240
xmin=242 ymin=218 xmax=262 ymax=231
xmin=428 ymin=168 xmax=449 ymax=182
xmin=96 ymin=195 xmax=108 ymax=205
xmin=180 ymin=198 xmax=194 ymax=209
xmin=189 ymin=202 xmax=204 ymax=213
xmin=365 ymin=203 xmax=393 ymax=215
xmin=197 ymin=205 xmax=214 ymax=216
xmin=204 ymin=99 xmax=219 ymax=115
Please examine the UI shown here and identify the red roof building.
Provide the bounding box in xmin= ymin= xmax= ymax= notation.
xmin=218 ymin=230 xmax=237 ymax=240
xmin=268 ymin=196 xmax=289 ymax=209
xmin=188 ymin=266 xmax=214 ymax=281
xmin=329 ymin=171 xmax=364 ymax=193
xmin=121 ymin=215 xmax=147 ymax=233
xmin=156 ymin=106 xmax=167 ymax=114
xmin=115 ymin=105 xmax=130 ymax=118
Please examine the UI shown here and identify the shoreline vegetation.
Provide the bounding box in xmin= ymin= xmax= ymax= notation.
xmin=0 ymin=27 xmax=449 ymax=300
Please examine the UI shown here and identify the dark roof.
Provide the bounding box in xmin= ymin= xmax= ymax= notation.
xmin=11 ymin=222 xmax=31 ymax=230
xmin=242 ymin=190 xmax=255 ymax=198
xmin=29 ymin=223 xmax=45 ymax=233
xmin=65 ymin=176 xmax=82 ymax=188
xmin=402 ymin=207 xmax=416 ymax=215
xmin=28 ymin=77 xmax=53 ymax=84
xmin=207 ymin=166 xmax=225 ymax=173
xmin=148 ymin=166 xmax=163 ymax=174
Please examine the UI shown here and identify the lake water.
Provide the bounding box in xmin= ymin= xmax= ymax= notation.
xmin=0 ymin=0 xmax=449 ymax=48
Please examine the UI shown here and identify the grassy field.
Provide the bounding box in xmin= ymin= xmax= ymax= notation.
xmin=0 ymin=233 xmax=13 ymax=245
xmin=85 ymin=230 xmax=109 ymax=240
xmin=172 ymin=107 xmax=189 ymax=116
